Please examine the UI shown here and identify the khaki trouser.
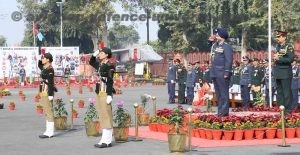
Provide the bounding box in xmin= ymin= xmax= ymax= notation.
xmin=95 ymin=92 xmax=113 ymax=129
xmin=40 ymin=94 xmax=54 ymax=122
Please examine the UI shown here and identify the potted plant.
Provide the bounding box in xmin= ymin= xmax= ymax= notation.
xmin=53 ymin=98 xmax=68 ymax=130
xmin=113 ymin=101 xmax=131 ymax=142
xmin=265 ymin=121 xmax=278 ymax=139
xmin=285 ymin=116 xmax=296 ymax=138
xmin=234 ymin=122 xmax=244 ymax=140
xmin=34 ymin=94 xmax=41 ymax=103
xmin=211 ymin=121 xmax=223 ymax=140
xmin=295 ymin=118 xmax=300 ymax=138
xmin=78 ymin=99 xmax=85 ymax=108
xmin=253 ymin=119 xmax=266 ymax=139
xmin=8 ymin=101 xmax=15 ymax=111
xmin=138 ymin=94 xmax=151 ymax=126
xmin=168 ymin=105 xmax=186 ymax=152
xmin=243 ymin=120 xmax=254 ymax=140
xmin=223 ymin=122 xmax=234 ymax=140
xmin=20 ymin=94 xmax=26 ymax=101
xmin=148 ymin=115 xmax=160 ymax=132
xmin=36 ymin=104 xmax=43 ymax=114
xmin=72 ymin=109 xmax=78 ymax=118
xmin=84 ymin=98 xmax=99 ymax=137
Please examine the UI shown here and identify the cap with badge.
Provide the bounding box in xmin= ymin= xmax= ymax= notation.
xmin=275 ymin=30 xmax=287 ymax=38
xmin=242 ymin=56 xmax=250 ymax=61
xmin=252 ymin=57 xmax=259 ymax=62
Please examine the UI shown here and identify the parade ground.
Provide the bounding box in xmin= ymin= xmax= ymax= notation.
xmin=1 ymin=84 xmax=300 ymax=155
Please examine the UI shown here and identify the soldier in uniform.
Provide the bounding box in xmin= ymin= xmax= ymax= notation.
xmin=19 ymin=65 xmax=26 ymax=86
xmin=273 ymin=30 xmax=294 ymax=114
xmin=262 ymin=59 xmax=276 ymax=105
xmin=210 ymin=28 xmax=233 ymax=116
xmin=186 ymin=63 xmax=196 ymax=105
xmin=203 ymin=61 xmax=212 ymax=84
xmin=89 ymin=47 xmax=115 ymax=148
xmin=38 ymin=53 xmax=56 ymax=138
xmin=166 ymin=58 xmax=176 ymax=104
xmin=193 ymin=61 xmax=203 ymax=89
xmin=176 ymin=60 xmax=187 ymax=104
xmin=250 ymin=58 xmax=264 ymax=105
xmin=291 ymin=59 xmax=299 ymax=110
xmin=240 ymin=56 xmax=253 ymax=108
xmin=230 ymin=60 xmax=241 ymax=93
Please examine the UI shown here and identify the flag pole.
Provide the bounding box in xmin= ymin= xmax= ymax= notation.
xmin=268 ymin=0 xmax=272 ymax=107
xmin=33 ymin=21 xmax=36 ymax=46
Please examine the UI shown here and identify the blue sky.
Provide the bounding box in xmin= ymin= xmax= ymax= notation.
xmin=0 ymin=0 xmax=159 ymax=46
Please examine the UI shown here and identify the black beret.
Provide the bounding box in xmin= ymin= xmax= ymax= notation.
xmin=43 ymin=53 xmax=53 ymax=63
xmin=100 ymin=47 xmax=112 ymax=58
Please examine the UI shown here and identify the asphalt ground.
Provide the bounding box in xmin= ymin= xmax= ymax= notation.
xmin=1 ymin=84 xmax=300 ymax=155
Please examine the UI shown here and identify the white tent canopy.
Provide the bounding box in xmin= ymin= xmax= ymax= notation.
xmin=112 ymin=45 xmax=163 ymax=63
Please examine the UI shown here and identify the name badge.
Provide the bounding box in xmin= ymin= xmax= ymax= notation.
xmin=215 ymin=47 xmax=224 ymax=53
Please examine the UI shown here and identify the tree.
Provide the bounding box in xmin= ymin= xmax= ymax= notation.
xmin=0 ymin=35 xmax=6 ymax=46
xmin=108 ymin=23 xmax=139 ymax=49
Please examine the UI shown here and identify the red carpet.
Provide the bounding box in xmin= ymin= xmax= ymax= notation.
xmin=129 ymin=127 xmax=300 ymax=148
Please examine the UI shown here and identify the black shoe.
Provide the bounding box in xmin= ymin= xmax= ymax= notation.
xmin=39 ymin=135 xmax=53 ymax=139
xmin=94 ymin=143 xmax=112 ymax=148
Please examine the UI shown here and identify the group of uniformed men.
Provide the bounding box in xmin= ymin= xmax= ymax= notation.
xmin=167 ymin=28 xmax=297 ymax=115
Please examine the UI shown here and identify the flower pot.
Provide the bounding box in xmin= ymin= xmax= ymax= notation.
xmin=193 ymin=129 xmax=199 ymax=138
xmin=54 ymin=117 xmax=67 ymax=130
xmin=205 ymin=129 xmax=213 ymax=140
xmin=0 ymin=103 xmax=4 ymax=109
xmin=78 ymin=102 xmax=84 ymax=108
xmin=211 ymin=129 xmax=223 ymax=140
xmin=8 ymin=105 xmax=15 ymax=111
xmin=254 ymin=128 xmax=265 ymax=140
xmin=234 ymin=129 xmax=244 ymax=140
xmin=157 ymin=123 xmax=163 ymax=132
xmin=276 ymin=129 xmax=282 ymax=138
xmin=113 ymin=127 xmax=129 ymax=143
xmin=34 ymin=98 xmax=39 ymax=103
xmin=285 ymin=128 xmax=296 ymax=138
xmin=199 ymin=128 xmax=206 ymax=139
xmin=223 ymin=130 xmax=234 ymax=140
xmin=21 ymin=96 xmax=26 ymax=101
xmin=85 ymin=121 xmax=100 ymax=137
xmin=138 ymin=113 xmax=149 ymax=126
xmin=265 ymin=128 xmax=277 ymax=139
xmin=168 ymin=133 xmax=186 ymax=152
xmin=37 ymin=108 xmax=43 ymax=115
xmin=244 ymin=129 xmax=254 ymax=140
xmin=148 ymin=123 xmax=158 ymax=132
xmin=296 ymin=128 xmax=300 ymax=138
xmin=72 ymin=113 xmax=78 ymax=118
xmin=137 ymin=107 xmax=145 ymax=114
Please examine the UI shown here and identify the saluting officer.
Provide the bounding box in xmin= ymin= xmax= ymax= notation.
xmin=38 ymin=53 xmax=56 ymax=138
xmin=273 ymin=30 xmax=294 ymax=114
xmin=240 ymin=56 xmax=253 ymax=108
xmin=210 ymin=28 xmax=233 ymax=116
xmin=90 ymin=47 xmax=115 ymax=148
xmin=250 ymin=58 xmax=264 ymax=105
xmin=291 ymin=59 xmax=299 ymax=110
xmin=166 ymin=58 xmax=176 ymax=104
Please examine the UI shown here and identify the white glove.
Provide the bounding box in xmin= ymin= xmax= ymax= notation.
xmin=93 ymin=50 xmax=100 ymax=57
xmin=106 ymin=95 xmax=112 ymax=104
xmin=171 ymin=80 xmax=175 ymax=83
xmin=48 ymin=96 xmax=53 ymax=101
